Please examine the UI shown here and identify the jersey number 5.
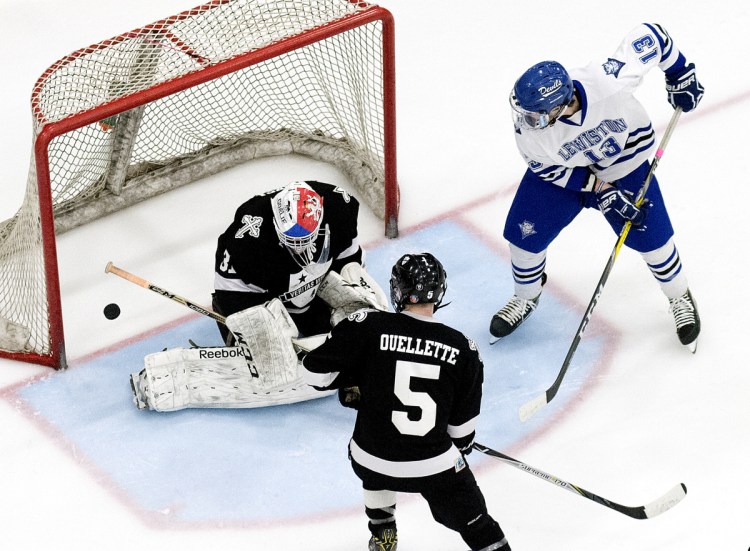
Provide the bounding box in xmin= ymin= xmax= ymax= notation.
xmin=392 ymin=360 xmax=440 ymax=437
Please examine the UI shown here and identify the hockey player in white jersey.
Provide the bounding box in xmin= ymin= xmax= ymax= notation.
xmin=490 ymin=23 xmax=703 ymax=351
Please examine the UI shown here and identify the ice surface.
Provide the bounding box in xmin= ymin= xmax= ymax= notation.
xmin=1 ymin=1 xmax=749 ymax=550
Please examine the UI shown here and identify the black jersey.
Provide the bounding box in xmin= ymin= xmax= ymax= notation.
xmin=302 ymin=309 xmax=483 ymax=478
xmin=214 ymin=181 xmax=362 ymax=314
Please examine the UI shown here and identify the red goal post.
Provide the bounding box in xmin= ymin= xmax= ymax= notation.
xmin=0 ymin=0 xmax=398 ymax=370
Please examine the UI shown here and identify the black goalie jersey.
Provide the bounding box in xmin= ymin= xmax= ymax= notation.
xmin=302 ymin=309 xmax=483 ymax=479
xmin=213 ymin=181 xmax=362 ymax=317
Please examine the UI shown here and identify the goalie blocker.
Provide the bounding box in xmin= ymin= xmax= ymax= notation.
xmin=130 ymin=264 xmax=388 ymax=411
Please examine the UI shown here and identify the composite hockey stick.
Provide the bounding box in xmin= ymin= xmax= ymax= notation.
xmin=519 ymin=107 xmax=683 ymax=422
xmin=472 ymin=442 xmax=687 ymax=519
xmin=105 ymin=261 xmax=228 ymax=324
xmin=104 ymin=262 xmax=327 ymax=352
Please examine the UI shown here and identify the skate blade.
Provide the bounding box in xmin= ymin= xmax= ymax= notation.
xmin=489 ymin=335 xmax=502 ymax=345
xmin=130 ymin=372 xmax=149 ymax=409
xmin=686 ymin=339 xmax=698 ymax=354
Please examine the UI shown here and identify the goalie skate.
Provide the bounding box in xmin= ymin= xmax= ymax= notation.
xmin=130 ymin=369 xmax=149 ymax=410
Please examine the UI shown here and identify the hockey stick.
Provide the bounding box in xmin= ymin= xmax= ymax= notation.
xmin=472 ymin=442 xmax=687 ymax=520
xmin=105 ymin=261 xmax=228 ymax=323
xmin=104 ymin=261 xmax=327 ymax=352
xmin=519 ymin=107 xmax=683 ymax=422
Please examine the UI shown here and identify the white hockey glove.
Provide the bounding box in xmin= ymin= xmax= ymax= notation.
xmin=317 ymin=262 xmax=389 ymax=326
xmin=225 ymin=298 xmax=300 ymax=391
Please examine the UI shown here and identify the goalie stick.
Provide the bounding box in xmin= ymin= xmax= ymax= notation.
xmin=105 ymin=262 xmax=226 ymax=323
xmin=519 ymin=107 xmax=683 ymax=423
xmin=472 ymin=442 xmax=687 ymax=520
xmin=104 ymin=261 xmax=325 ymax=353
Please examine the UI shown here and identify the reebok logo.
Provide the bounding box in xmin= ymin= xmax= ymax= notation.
xmin=198 ymin=347 xmax=242 ymax=359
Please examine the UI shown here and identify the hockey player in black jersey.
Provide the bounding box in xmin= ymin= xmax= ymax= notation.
xmin=302 ymin=253 xmax=511 ymax=551
xmin=129 ymin=180 xmax=389 ymax=412
xmin=213 ymin=180 xmax=367 ymax=342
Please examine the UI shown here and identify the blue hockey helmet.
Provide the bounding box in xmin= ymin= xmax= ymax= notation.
xmin=510 ymin=61 xmax=574 ymax=130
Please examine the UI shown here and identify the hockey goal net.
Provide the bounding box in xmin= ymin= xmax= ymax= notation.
xmin=0 ymin=0 xmax=397 ymax=370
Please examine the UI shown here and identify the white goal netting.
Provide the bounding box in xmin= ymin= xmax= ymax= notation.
xmin=0 ymin=0 xmax=397 ymax=368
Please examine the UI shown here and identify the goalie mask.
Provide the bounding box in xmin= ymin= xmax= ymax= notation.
xmin=390 ymin=253 xmax=447 ymax=313
xmin=510 ymin=60 xmax=574 ymax=130
xmin=272 ymin=182 xmax=324 ymax=264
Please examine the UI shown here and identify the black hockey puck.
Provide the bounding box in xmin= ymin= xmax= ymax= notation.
xmin=103 ymin=303 xmax=121 ymax=320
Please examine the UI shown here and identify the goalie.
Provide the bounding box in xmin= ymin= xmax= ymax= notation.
xmin=130 ymin=180 xmax=389 ymax=412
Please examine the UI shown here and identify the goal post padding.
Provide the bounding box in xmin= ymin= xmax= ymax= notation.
xmin=0 ymin=0 xmax=398 ymax=369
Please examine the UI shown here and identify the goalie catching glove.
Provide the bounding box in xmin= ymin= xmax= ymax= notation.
xmin=317 ymin=262 xmax=389 ymax=325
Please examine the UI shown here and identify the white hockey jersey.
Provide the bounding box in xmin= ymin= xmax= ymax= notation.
xmin=514 ymin=23 xmax=689 ymax=190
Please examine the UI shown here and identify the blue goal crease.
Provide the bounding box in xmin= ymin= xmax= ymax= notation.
xmin=16 ymin=220 xmax=605 ymax=525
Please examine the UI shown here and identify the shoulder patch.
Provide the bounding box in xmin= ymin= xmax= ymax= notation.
xmin=234 ymin=215 xmax=264 ymax=239
xmin=332 ymin=186 xmax=351 ymax=203
xmin=602 ymin=58 xmax=625 ymax=77
xmin=347 ymin=310 xmax=369 ymax=323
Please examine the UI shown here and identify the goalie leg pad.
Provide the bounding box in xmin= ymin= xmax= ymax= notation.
xmin=225 ymin=298 xmax=300 ymax=391
xmin=131 ymin=346 xmax=334 ymax=411
xmin=134 ymin=346 xmax=248 ymax=411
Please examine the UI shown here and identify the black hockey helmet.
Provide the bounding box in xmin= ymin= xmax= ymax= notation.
xmin=390 ymin=252 xmax=447 ymax=313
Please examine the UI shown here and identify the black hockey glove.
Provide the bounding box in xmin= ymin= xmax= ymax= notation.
xmin=665 ymin=63 xmax=704 ymax=113
xmin=338 ymin=386 xmax=361 ymax=410
xmin=596 ymin=187 xmax=646 ymax=226
xmin=452 ymin=433 xmax=475 ymax=456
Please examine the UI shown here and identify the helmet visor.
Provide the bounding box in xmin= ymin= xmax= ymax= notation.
xmin=509 ymin=90 xmax=569 ymax=130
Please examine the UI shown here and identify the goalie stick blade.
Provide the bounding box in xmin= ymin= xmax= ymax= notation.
xmin=519 ymin=393 xmax=547 ymax=422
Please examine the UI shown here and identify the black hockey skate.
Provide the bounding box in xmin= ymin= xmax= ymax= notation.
xmin=489 ymin=274 xmax=546 ymax=343
xmin=668 ymin=289 xmax=700 ymax=353
xmin=368 ymin=527 xmax=397 ymax=551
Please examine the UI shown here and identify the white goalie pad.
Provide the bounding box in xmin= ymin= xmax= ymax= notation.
xmin=131 ymin=346 xmax=334 ymax=412
xmin=225 ymin=298 xmax=299 ymax=391
xmin=317 ymin=262 xmax=389 ymax=326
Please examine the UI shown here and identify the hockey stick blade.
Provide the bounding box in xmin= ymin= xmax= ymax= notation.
xmin=518 ymin=393 xmax=547 ymax=422
xmin=473 ymin=443 xmax=687 ymax=520
xmin=641 ymin=483 xmax=687 ymax=519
